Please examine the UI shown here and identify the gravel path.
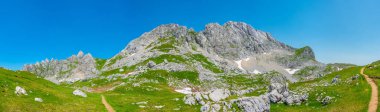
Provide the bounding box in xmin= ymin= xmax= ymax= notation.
xmin=102 ymin=95 xmax=115 ymax=112
xmin=361 ymin=67 xmax=378 ymax=112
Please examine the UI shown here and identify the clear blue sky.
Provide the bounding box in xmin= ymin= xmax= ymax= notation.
xmin=1 ymin=0 xmax=380 ymax=70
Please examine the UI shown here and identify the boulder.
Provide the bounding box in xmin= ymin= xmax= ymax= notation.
xmin=147 ymin=61 xmax=156 ymax=68
xmin=200 ymin=103 xmax=210 ymax=112
xmin=15 ymin=86 xmax=28 ymax=96
xmin=331 ymin=78 xmax=338 ymax=84
xmin=34 ymin=98 xmax=43 ymax=102
xmin=73 ymin=89 xmax=87 ymax=97
xmin=352 ymin=74 xmax=360 ymax=80
xmin=211 ymin=104 xmax=221 ymax=112
xmin=209 ymin=89 xmax=230 ymax=102
xmin=184 ymin=94 xmax=196 ymax=105
xmin=268 ymin=90 xmax=283 ymax=103
xmin=321 ymin=96 xmax=332 ymax=105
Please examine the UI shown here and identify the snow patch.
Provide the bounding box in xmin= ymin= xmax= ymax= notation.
xmin=235 ymin=60 xmax=244 ymax=70
xmin=175 ymin=87 xmax=192 ymax=94
xmin=285 ymin=69 xmax=300 ymax=74
xmin=252 ymin=70 xmax=262 ymax=74
xmin=244 ymin=58 xmax=250 ymax=61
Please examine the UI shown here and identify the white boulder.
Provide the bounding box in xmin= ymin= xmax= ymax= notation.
xmin=73 ymin=89 xmax=87 ymax=97
xmin=34 ymin=98 xmax=43 ymax=102
xmin=15 ymin=86 xmax=28 ymax=96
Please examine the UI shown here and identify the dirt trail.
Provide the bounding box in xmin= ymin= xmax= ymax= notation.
xmin=88 ymin=81 xmax=122 ymax=93
xmin=101 ymin=95 xmax=115 ymax=112
xmin=360 ymin=67 xmax=378 ymax=112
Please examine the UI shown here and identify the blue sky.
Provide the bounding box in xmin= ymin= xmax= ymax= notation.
xmin=1 ymin=0 xmax=380 ymax=70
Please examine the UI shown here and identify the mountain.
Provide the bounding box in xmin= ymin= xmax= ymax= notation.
xmin=19 ymin=21 xmax=361 ymax=112
xmin=23 ymin=51 xmax=100 ymax=83
xmin=101 ymin=21 xmax=323 ymax=82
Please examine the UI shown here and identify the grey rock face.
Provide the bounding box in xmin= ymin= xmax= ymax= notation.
xmin=73 ymin=89 xmax=87 ymax=97
xmin=209 ymin=89 xmax=231 ymax=102
xmin=23 ymin=51 xmax=99 ymax=83
xmin=231 ymin=95 xmax=270 ymax=112
xmin=15 ymin=86 xmax=28 ymax=96
xmin=197 ymin=21 xmax=292 ymax=60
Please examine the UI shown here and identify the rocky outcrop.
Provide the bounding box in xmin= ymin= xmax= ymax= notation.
xmin=208 ymin=89 xmax=231 ymax=102
xmin=197 ymin=21 xmax=293 ymax=60
xmin=267 ymin=82 xmax=308 ymax=105
xmin=230 ymin=95 xmax=270 ymax=112
xmin=23 ymin=51 xmax=99 ymax=83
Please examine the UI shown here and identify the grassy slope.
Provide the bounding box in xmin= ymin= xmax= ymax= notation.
xmin=271 ymin=67 xmax=371 ymax=112
xmin=0 ymin=68 xmax=105 ymax=111
xmin=97 ymin=70 xmax=200 ymax=111
xmin=365 ymin=61 xmax=380 ymax=77
xmin=364 ymin=61 xmax=380 ymax=111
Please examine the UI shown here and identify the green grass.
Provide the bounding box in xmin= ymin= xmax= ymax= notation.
xmin=295 ymin=46 xmax=311 ymax=56
xmin=189 ymin=54 xmax=224 ymax=73
xmin=106 ymin=55 xmax=123 ymax=67
xmin=221 ymin=74 xmax=267 ymax=88
xmin=152 ymin=43 xmax=176 ymax=52
xmin=151 ymin=36 xmax=178 ymax=53
xmin=95 ymin=58 xmax=107 ymax=70
xmin=0 ymin=68 xmax=105 ymax=111
xmin=293 ymin=66 xmax=318 ymax=78
xmin=104 ymin=83 xmax=200 ymax=112
xmin=365 ymin=60 xmax=380 ymax=78
xmin=98 ymin=70 xmax=201 ymax=111
xmin=135 ymin=70 xmax=200 ymax=85
xmin=271 ymin=67 xmax=371 ymax=112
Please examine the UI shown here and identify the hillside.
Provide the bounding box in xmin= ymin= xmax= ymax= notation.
xmin=0 ymin=67 xmax=105 ymax=111
xmin=8 ymin=21 xmax=373 ymax=112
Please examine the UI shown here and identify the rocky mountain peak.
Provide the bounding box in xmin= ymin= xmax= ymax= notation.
xmin=77 ymin=50 xmax=84 ymax=57
xmin=23 ymin=51 xmax=99 ymax=83
xmin=199 ymin=21 xmax=293 ymax=60
xmin=295 ymin=46 xmax=315 ymax=60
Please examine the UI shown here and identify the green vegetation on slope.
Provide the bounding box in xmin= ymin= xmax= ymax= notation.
xmin=0 ymin=68 xmax=105 ymax=111
xmin=150 ymin=36 xmax=178 ymax=53
xmin=365 ymin=60 xmax=380 ymax=78
xmin=95 ymin=58 xmax=107 ymax=70
xmin=271 ymin=67 xmax=371 ymax=112
xmin=85 ymin=70 xmax=200 ymax=111
xmin=189 ymin=54 xmax=224 ymax=73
